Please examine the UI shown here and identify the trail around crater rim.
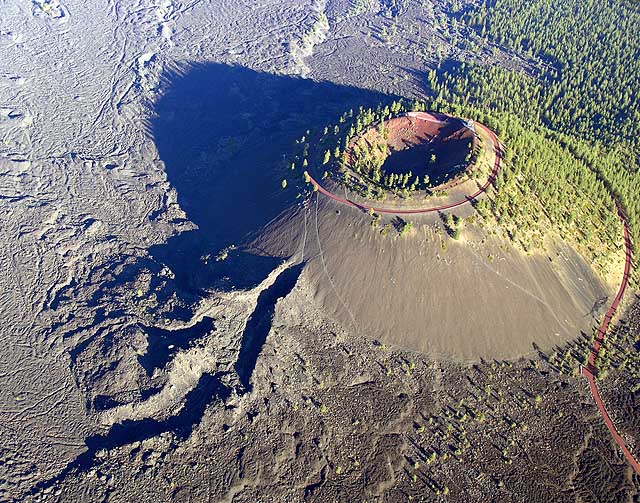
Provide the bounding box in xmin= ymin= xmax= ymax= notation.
xmin=311 ymin=118 xmax=639 ymax=473
xmin=307 ymin=117 xmax=502 ymax=214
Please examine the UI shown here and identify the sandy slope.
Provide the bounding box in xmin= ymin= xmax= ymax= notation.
xmin=256 ymin=196 xmax=611 ymax=361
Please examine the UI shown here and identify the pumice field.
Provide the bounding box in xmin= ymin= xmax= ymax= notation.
xmin=1 ymin=0 xmax=640 ymax=502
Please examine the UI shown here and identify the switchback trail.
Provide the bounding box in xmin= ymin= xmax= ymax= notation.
xmin=311 ymin=117 xmax=640 ymax=473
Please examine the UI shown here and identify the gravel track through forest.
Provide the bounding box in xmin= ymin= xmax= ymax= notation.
xmin=313 ymin=116 xmax=639 ymax=474
xmin=1 ymin=0 xmax=638 ymax=499
xmin=583 ymin=209 xmax=639 ymax=474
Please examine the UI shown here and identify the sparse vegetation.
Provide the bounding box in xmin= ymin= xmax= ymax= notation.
xmin=285 ymin=91 xmax=622 ymax=279
xmin=399 ymin=220 xmax=414 ymax=237
xmin=10 ymin=1 xmax=640 ymax=501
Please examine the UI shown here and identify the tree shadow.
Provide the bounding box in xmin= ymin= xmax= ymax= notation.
xmin=391 ymin=216 xmax=407 ymax=232
xmin=148 ymin=62 xmax=389 ymax=295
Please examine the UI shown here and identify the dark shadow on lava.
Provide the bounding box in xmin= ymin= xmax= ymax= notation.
xmin=30 ymin=66 xmax=397 ymax=497
xmin=26 ymin=372 xmax=230 ymax=496
xmin=149 ymin=63 xmax=390 ymax=295
xmin=235 ymin=263 xmax=304 ymax=391
xmin=137 ymin=317 xmax=216 ymax=374
xmin=86 ymin=373 xmax=230 ymax=456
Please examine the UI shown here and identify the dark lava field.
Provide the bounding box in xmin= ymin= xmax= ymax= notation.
xmin=1 ymin=0 xmax=639 ymax=502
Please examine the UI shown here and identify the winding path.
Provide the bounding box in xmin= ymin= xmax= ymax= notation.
xmin=307 ymin=121 xmax=502 ymax=214
xmin=310 ymin=118 xmax=640 ymax=474
xmin=582 ymin=209 xmax=639 ymax=474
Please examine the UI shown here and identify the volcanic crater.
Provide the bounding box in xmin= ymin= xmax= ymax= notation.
xmin=344 ymin=111 xmax=479 ymax=193
xmin=251 ymin=110 xmax=613 ymax=360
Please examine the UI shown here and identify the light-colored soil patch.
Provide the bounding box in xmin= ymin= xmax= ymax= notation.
xmin=255 ymin=199 xmax=612 ymax=361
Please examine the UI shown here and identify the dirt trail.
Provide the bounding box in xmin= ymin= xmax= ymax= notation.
xmin=582 ymin=208 xmax=639 ymax=474
xmin=308 ymin=116 xmax=501 ymax=214
xmin=313 ymin=115 xmax=640 ymax=473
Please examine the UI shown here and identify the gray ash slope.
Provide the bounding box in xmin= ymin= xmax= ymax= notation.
xmin=0 ymin=0 xmax=637 ymax=502
xmin=254 ymin=193 xmax=610 ymax=361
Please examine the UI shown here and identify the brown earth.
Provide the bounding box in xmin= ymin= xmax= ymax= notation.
xmin=4 ymin=1 xmax=639 ymax=500
xmin=346 ymin=112 xmax=478 ymax=188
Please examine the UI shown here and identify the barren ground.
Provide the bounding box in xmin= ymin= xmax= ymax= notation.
xmin=0 ymin=1 xmax=638 ymax=502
